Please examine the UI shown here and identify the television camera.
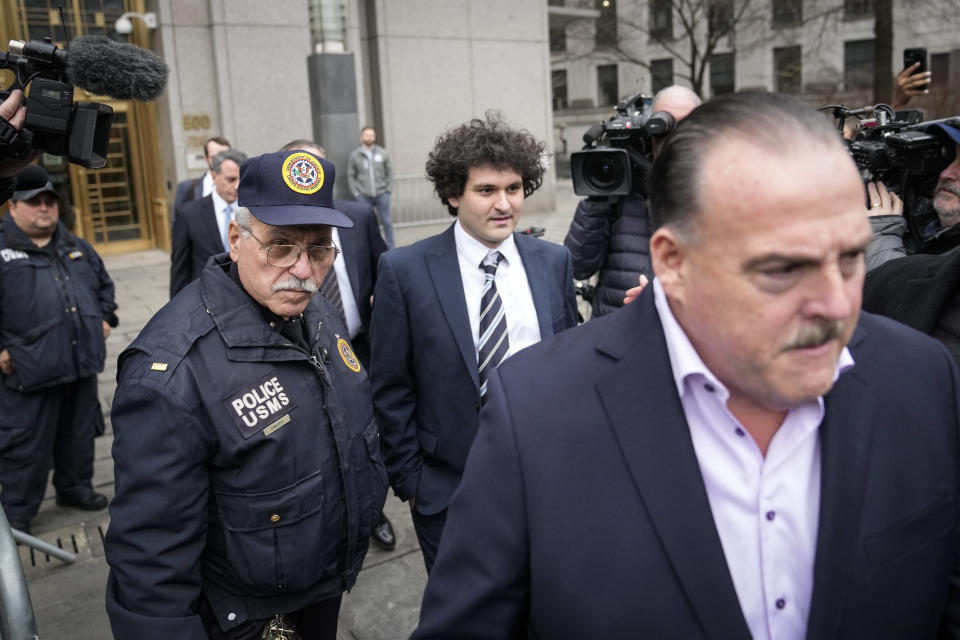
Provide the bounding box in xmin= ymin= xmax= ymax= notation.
xmin=571 ymin=92 xmax=676 ymax=197
xmin=823 ymin=103 xmax=958 ymax=239
xmin=0 ymin=37 xmax=113 ymax=169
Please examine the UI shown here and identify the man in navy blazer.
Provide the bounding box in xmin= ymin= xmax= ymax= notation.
xmin=170 ymin=149 xmax=246 ymax=297
xmin=413 ymin=94 xmax=960 ymax=638
xmin=172 ymin=136 xmax=231 ymax=217
xmin=369 ymin=114 xmax=578 ymax=571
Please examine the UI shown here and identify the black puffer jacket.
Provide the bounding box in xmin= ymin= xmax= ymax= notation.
xmin=563 ymin=193 xmax=652 ymax=317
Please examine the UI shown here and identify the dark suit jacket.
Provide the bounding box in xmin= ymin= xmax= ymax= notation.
xmin=333 ymin=198 xmax=387 ymax=337
xmin=369 ymin=225 xmax=578 ymax=516
xmin=413 ymin=287 xmax=960 ymax=639
xmin=863 ymin=245 xmax=960 ymax=334
xmin=170 ymin=195 xmax=224 ymax=298
xmin=173 ymin=176 xmax=203 ymax=210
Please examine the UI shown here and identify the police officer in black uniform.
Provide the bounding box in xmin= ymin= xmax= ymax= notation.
xmin=0 ymin=164 xmax=117 ymax=534
xmin=105 ymin=150 xmax=389 ymax=640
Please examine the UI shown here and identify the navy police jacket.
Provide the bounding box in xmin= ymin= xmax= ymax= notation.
xmin=0 ymin=215 xmax=117 ymax=392
xmin=105 ymin=254 xmax=388 ymax=639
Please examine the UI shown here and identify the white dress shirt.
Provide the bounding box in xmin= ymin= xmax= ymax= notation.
xmin=454 ymin=221 xmax=540 ymax=360
xmin=330 ymin=227 xmax=362 ymax=339
xmin=652 ymin=278 xmax=854 ymax=640
xmin=201 ymin=171 xmax=215 ymax=198
xmin=209 ymin=190 xmax=236 ymax=252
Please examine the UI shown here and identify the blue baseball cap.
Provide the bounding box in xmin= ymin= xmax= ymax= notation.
xmin=237 ymin=150 xmax=353 ymax=228
xmin=926 ymin=122 xmax=960 ymax=146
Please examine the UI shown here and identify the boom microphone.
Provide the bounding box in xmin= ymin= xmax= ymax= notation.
xmin=66 ymin=35 xmax=168 ymax=102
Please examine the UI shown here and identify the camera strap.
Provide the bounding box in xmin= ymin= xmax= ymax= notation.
xmin=0 ymin=114 xmax=32 ymax=158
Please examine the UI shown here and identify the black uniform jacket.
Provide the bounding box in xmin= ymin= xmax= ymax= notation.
xmin=0 ymin=215 xmax=117 ymax=392
xmin=105 ymin=254 xmax=388 ymax=639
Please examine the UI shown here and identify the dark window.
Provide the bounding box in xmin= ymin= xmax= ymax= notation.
xmin=548 ymin=0 xmax=565 ymax=5
xmin=708 ymin=0 xmax=734 ymax=41
xmin=597 ymin=64 xmax=619 ymax=107
xmin=844 ymin=0 xmax=873 ymax=19
xmin=552 ymin=69 xmax=569 ymax=110
xmin=774 ymin=46 xmax=802 ymax=94
xmin=772 ymin=0 xmax=802 ymax=27
xmin=651 ymin=58 xmax=673 ymax=94
xmin=931 ymin=53 xmax=949 ymax=88
xmin=550 ymin=24 xmax=567 ymax=53
xmin=844 ymin=39 xmax=874 ymax=90
xmin=650 ymin=0 xmax=673 ymax=40
xmin=596 ymin=0 xmax=617 ymax=49
xmin=710 ymin=52 xmax=735 ymax=95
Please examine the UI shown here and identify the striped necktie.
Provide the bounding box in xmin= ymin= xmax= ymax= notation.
xmin=478 ymin=251 xmax=508 ymax=398
xmin=320 ymin=267 xmax=345 ymax=322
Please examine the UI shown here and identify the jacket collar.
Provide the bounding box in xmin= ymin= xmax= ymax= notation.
xmin=594 ymin=288 xmax=874 ymax=638
xmin=198 ymin=255 xmax=332 ymax=360
xmin=2 ymin=215 xmax=72 ymax=252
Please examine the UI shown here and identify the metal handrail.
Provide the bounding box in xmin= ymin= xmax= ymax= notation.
xmin=0 ymin=509 xmax=39 ymax=640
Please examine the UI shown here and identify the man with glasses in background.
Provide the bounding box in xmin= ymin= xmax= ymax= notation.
xmin=105 ymin=150 xmax=388 ymax=640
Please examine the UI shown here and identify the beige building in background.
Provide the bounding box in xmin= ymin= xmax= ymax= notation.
xmin=1 ymin=0 xmax=557 ymax=255
xmin=550 ymin=0 xmax=960 ymax=174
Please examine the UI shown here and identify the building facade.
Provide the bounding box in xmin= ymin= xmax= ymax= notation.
xmin=550 ymin=0 xmax=960 ymax=174
xmin=1 ymin=0 xmax=557 ymax=254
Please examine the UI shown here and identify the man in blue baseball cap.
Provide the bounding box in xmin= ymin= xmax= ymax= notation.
xmin=866 ymin=121 xmax=960 ymax=269
xmin=105 ymin=150 xmax=388 ymax=640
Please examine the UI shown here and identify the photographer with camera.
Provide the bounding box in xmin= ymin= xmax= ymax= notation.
xmin=865 ymin=123 xmax=960 ymax=271
xmin=564 ymin=86 xmax=700 ymax=318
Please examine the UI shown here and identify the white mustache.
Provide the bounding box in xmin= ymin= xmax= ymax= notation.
xmin=272 ymin=277 xmax=317 ymax=293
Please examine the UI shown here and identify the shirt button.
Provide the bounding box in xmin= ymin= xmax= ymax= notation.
xmin=735 ymin=427 xmax=745 ymax=437
xmin=270 ymin=514 xmax=280 ymax=523
xmin=766 ymin=510 xmax=776 ymax=521
xmin=704 ymin=383 xmax=715 ymax=392
xmin=776 ymin=598 xmax=786 ymax=609
xmin=227 ymin=612 xmax=237 ymax=621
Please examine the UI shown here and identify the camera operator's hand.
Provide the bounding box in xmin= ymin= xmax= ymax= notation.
xmin=623 ymin=274 xmax=649 ymax=306
xmin=893 ymin=62 xmax=931 ymax=110
xmin=867 ymin=181 xmax=903 ymax=217
xmin=0 ymin=90 xmax=40 ymax=178
xmin=0 ymin=348 xmax=15 ymax=375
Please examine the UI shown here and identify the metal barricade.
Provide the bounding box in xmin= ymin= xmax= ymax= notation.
xmin=390 ymin=175 xmax=449 ymax=227
xmin=0 ymin=510 xmax=39 ymax=640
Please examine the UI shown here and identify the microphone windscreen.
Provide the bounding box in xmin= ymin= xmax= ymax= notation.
xmin=66 ymin=35 xmax=169 ymax=102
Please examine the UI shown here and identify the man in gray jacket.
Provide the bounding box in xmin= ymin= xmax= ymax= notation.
xmin=348 ymin=126 xmax=395 ymax=248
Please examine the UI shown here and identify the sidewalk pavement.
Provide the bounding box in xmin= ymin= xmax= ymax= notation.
xmin=16 ymin=181 xmax=581 ymax=640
